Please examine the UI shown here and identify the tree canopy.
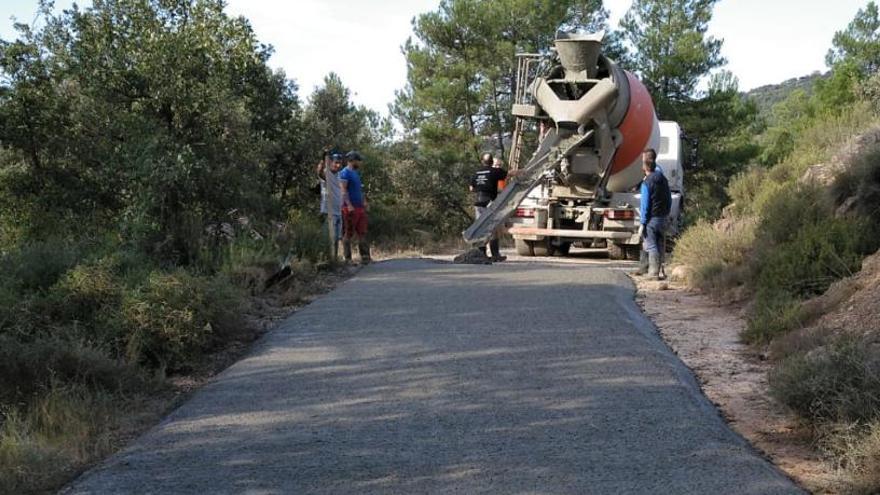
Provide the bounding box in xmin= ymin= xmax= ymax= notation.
xmin=0 ymin=0 xmax=388 ymax=260
xmin=620 ymin=0 xmax=725 ymax=117
xmin=827 ymin=1 xmax=880 ymax=76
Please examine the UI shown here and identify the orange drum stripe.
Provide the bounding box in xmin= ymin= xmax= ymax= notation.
xmin=610 ymin=71 xmax=656 ymax=175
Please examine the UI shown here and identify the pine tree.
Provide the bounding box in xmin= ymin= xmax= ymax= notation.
xmin=620 ymin=0 xmax=725 ymax=118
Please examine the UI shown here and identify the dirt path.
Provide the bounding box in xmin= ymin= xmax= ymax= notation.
xmin=636 ymin=280 xmax=837 ymax=493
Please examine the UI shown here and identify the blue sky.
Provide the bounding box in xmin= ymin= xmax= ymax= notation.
xmin=1 ymin=0 xmax=873 ymax=113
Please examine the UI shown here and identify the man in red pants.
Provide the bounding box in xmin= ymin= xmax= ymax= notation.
xmin=340 ymin=151 xmax=371 ymax=264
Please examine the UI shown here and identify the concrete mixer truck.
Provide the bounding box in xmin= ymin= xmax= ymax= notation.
xmin=463 ymin=32 xmax=688 ymax=259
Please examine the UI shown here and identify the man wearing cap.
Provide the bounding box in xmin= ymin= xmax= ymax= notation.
xmin=339 ymin=151 xmax=371 ymax=264
xmin=470 ymin=152 xmax=520 ymax=261
xmin=316 ymin=151 xmax=344 ymax=258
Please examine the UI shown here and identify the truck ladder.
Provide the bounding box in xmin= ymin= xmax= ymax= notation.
xmin=509 ymin=54 xmax=542 ymax=171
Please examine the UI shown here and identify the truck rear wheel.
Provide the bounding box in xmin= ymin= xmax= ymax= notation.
xmin=607 ymin=242 xmax=626 ymax=260
xmin=515 ymin=239 xmax=535 ymax=256
xmin=531 ymin=239 xmax=555 ymax=257
xmin=555 ymin=242 xmax=572 ymax=256
xmin=625 ymin=245 xmax=642 ymax=260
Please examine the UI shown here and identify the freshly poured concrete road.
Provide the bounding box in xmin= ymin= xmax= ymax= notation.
xmin=65 ymin=259 xmax=801 ymax=494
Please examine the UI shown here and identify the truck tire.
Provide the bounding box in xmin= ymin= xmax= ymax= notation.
xmin=515 ymin=239 xmax=535 ymax=256
xmin=555 ymin=242 xmax=572 ymax=256
xmin=625 ymin=245 xmax=642 ymax=260
xmin=607 ymin=242 xmax=626 ymax=260
xmin=531 ymin=239 xmax=555 ymax=257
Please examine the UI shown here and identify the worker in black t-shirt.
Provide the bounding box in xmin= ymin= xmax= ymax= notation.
xmin=470 ymin=152 xmax=518 ymax=261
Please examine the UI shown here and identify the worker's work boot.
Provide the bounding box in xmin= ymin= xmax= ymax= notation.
xmin=358 ymin=240 xmax=372 ymax=265
xmin=647 ymin=252 xmax=661 ymax=280
xmin=343 ymin=240 xmax=353 ymax=263
xmin=489 ymin=239 xmax=506 ymax=262
xmin=631 ymin=250 xmax=649 ymax=276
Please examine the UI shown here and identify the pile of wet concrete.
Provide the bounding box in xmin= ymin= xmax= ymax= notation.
xmin=453 ymin=248 xmax=493 ymax=265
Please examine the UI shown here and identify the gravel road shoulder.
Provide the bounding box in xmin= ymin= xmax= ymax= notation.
xmin=635 ymin=279 xmax=837 ymax=493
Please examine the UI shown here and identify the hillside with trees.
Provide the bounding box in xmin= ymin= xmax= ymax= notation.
xmin=746 ymin=72 xmax=826 ymax=115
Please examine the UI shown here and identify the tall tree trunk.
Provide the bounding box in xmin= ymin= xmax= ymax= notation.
xmin=463 ymin=77 xmax=479 ymax=157
xmin=491 ymin=78 xmax=506 ymax=157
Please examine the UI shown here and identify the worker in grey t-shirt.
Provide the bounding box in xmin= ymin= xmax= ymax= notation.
xmin=316 ymin=151 xmax=344 ymax=257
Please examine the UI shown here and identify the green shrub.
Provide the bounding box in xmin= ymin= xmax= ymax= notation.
xmin=772 ymin=103 xmax=878 ymax=181
xmin=748 ymin=179 xmax=786 ymax=220
xmin=755 ymin=216 xmax=878 ymax=299
xmin=744 ymin=214 xmax=878 ymax=342
xmin=220 ymin=236 xmax=280 ymax=293
xmin=831 ymin=143 xmax=880 ymax=218
xmin=857 ymin=71 xmax=880 ymax=116
xmin=0 ymin=241 xmax=85 ymax=293
xmin=49 ymin=260 xmax=125 ymax=330
xmin=368 ymin=201 xmax=424 ymax=247
xmin=122 ymin=270 xmax=243 ymax=370
xmin=285 ymin=210 xmax=331 ymax=263
xmin=754 ymin=182 xmax=829 ymax=246
xmin=743 ymin=293 xmax=805 ymax=344
xmin=725 ymin=167 xmax=767 ymax=217
xmin=770 ymin=334 xmax=880 ymax=424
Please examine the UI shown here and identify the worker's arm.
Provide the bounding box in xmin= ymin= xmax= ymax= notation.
xmin=339 ymin=169 xmax=352 ymax=209
xmin=639 ymin=181 xmax=650 ymax=225
xmin=341 ymin=180 xmax=351 ymax=209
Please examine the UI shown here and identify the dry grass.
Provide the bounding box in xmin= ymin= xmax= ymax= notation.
xmin=0 ymin=383 xmax=124 ymax=495
xmin=821 ymin=421 xmax=880 ymax=494
xmin=671 ymin=218 xmax=756 ymax=292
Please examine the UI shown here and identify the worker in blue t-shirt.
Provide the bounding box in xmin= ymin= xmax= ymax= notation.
xmin=339 ymin=151 xmax=370 ymax=264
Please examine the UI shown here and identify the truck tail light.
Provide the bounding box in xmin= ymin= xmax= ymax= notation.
xmin=515 ymin=207 xmax=536 ymax=218
xmin=604 ymin=209 xmax=635 ymax=220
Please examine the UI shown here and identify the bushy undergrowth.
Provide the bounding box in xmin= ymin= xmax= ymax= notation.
xmin=831 ymin=144 xmax=880 ymax=218
xmin=284 ymin=210 xmax=333 ymax=263
xmin=123 ymin=270 xmax=243 ymax=371
xmin=745 ymin=213 xmax=879 ymax=343
xmin=768 ymin=330 xmax=880 ymax=493
xmin=672 ymin=218 xmax=756 ymax=291
xmin=770 ymin=335 xmax=880 ymax=424
xmin=672 ymin=83 xmax=880 ymax=493
xmin=825 ymin=421 xmax=880 ymax=494
xmin=0 ymin=235 xmax=263 ymax=493
xmin=676 ymin=113 xmax=880 ymax=343
xmin=368 ymin=202 xmax=427 ymax=248
xmin=0 ymin=381 xmax=125 ymax=495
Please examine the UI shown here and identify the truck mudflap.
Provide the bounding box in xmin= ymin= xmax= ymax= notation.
xmin=508 ymin=227 xmax=632 ymax=240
